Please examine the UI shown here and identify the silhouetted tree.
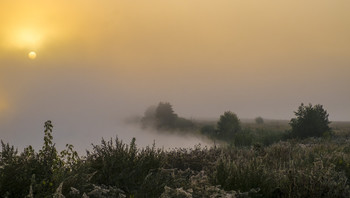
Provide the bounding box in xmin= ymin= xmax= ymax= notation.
xmin=217 ymin=111 xmax=241 ymax=139
xmin=141 ymin=102 xmax=194 ymax=131
xmin=141 ymin=105 xmax=157 ymax=128
xmin=289 ymin=103 xmax=331 ymax=138
xmin=155 ymin=102 xmax=178 ymax=129
xmin=255 ymin=117 xmax=264 ymax=124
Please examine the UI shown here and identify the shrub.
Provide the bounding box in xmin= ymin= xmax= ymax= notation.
xmin=86 ymin=137 xmax=164 ymax=195
xmin=290 ymin=103 xmax=331 ymax=138
xmin=0 ymin=120 xmax=80 ymax=197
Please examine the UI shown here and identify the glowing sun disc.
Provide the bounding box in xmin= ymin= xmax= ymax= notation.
xmin=28 ymin=51 xmax=37 ymax=59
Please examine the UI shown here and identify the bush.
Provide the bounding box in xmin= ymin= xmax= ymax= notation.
xmin=290 ymin=103 xmax=331 ymax=138
xmin=0 ymin=121 xmax=80 ymax=197
xmin=86 ymin=137 xmax=164 ymax=195
xmin=217 ymin=111 xmax=241 ymax=139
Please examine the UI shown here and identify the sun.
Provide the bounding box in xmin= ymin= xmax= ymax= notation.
xmin=28 ymin=51 xmax=37 ymax=59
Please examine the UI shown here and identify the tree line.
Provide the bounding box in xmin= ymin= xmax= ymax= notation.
xmin=141 ymin=102 xmax=332 ymax=145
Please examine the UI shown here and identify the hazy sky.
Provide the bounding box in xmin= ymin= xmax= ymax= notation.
xmin=1 ymin=1 xmax=349 ymax=150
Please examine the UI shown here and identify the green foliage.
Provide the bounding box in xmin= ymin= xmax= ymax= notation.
xmin=208 ymin=141 xmax=350 ymax=197
xmin=0 ymin=120 xmax=81 ymax=197
xmin=2 ymin=120 xmax=350 ymax=197
xmin=0 ymin=141 xmax=22 ymax=197
xmin=37 ymin=121 xmax=60 ymax=195
xmin=86 ymin=137 xmax=164 ymax=195
xmin=233 ymin=131 xmax=253 ymax=147
xmin=164 ymin=145 xmax=219 ymax=172
xmin=200 ymin=120 xmax=287 ymax=147
xmin=217 ymin=111 xmax=241 ymax=139
xmin=290 ymin=103 xmax=332 ymax=138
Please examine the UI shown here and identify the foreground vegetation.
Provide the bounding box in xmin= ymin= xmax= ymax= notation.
xmin=0 ymin=103 xmax=346 ymax=197
xmin=1 ymin=120 xmax=350 ymax=197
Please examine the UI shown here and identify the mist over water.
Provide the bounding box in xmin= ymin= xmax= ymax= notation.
xmin=111 ymin=124 xmax=212 ymax=150
xmin=0 ymin=114 xmax=211 ymax=155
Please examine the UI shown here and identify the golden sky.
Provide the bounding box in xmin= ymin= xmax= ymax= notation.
xmin=0 ymin=0 xmax=350 ymax=148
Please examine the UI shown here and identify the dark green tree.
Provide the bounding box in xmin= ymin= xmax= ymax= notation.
xmin=217 ymin=111 xmax=241 ymax=139
xmin=289 ymin=103 xmax=331 ymax=138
